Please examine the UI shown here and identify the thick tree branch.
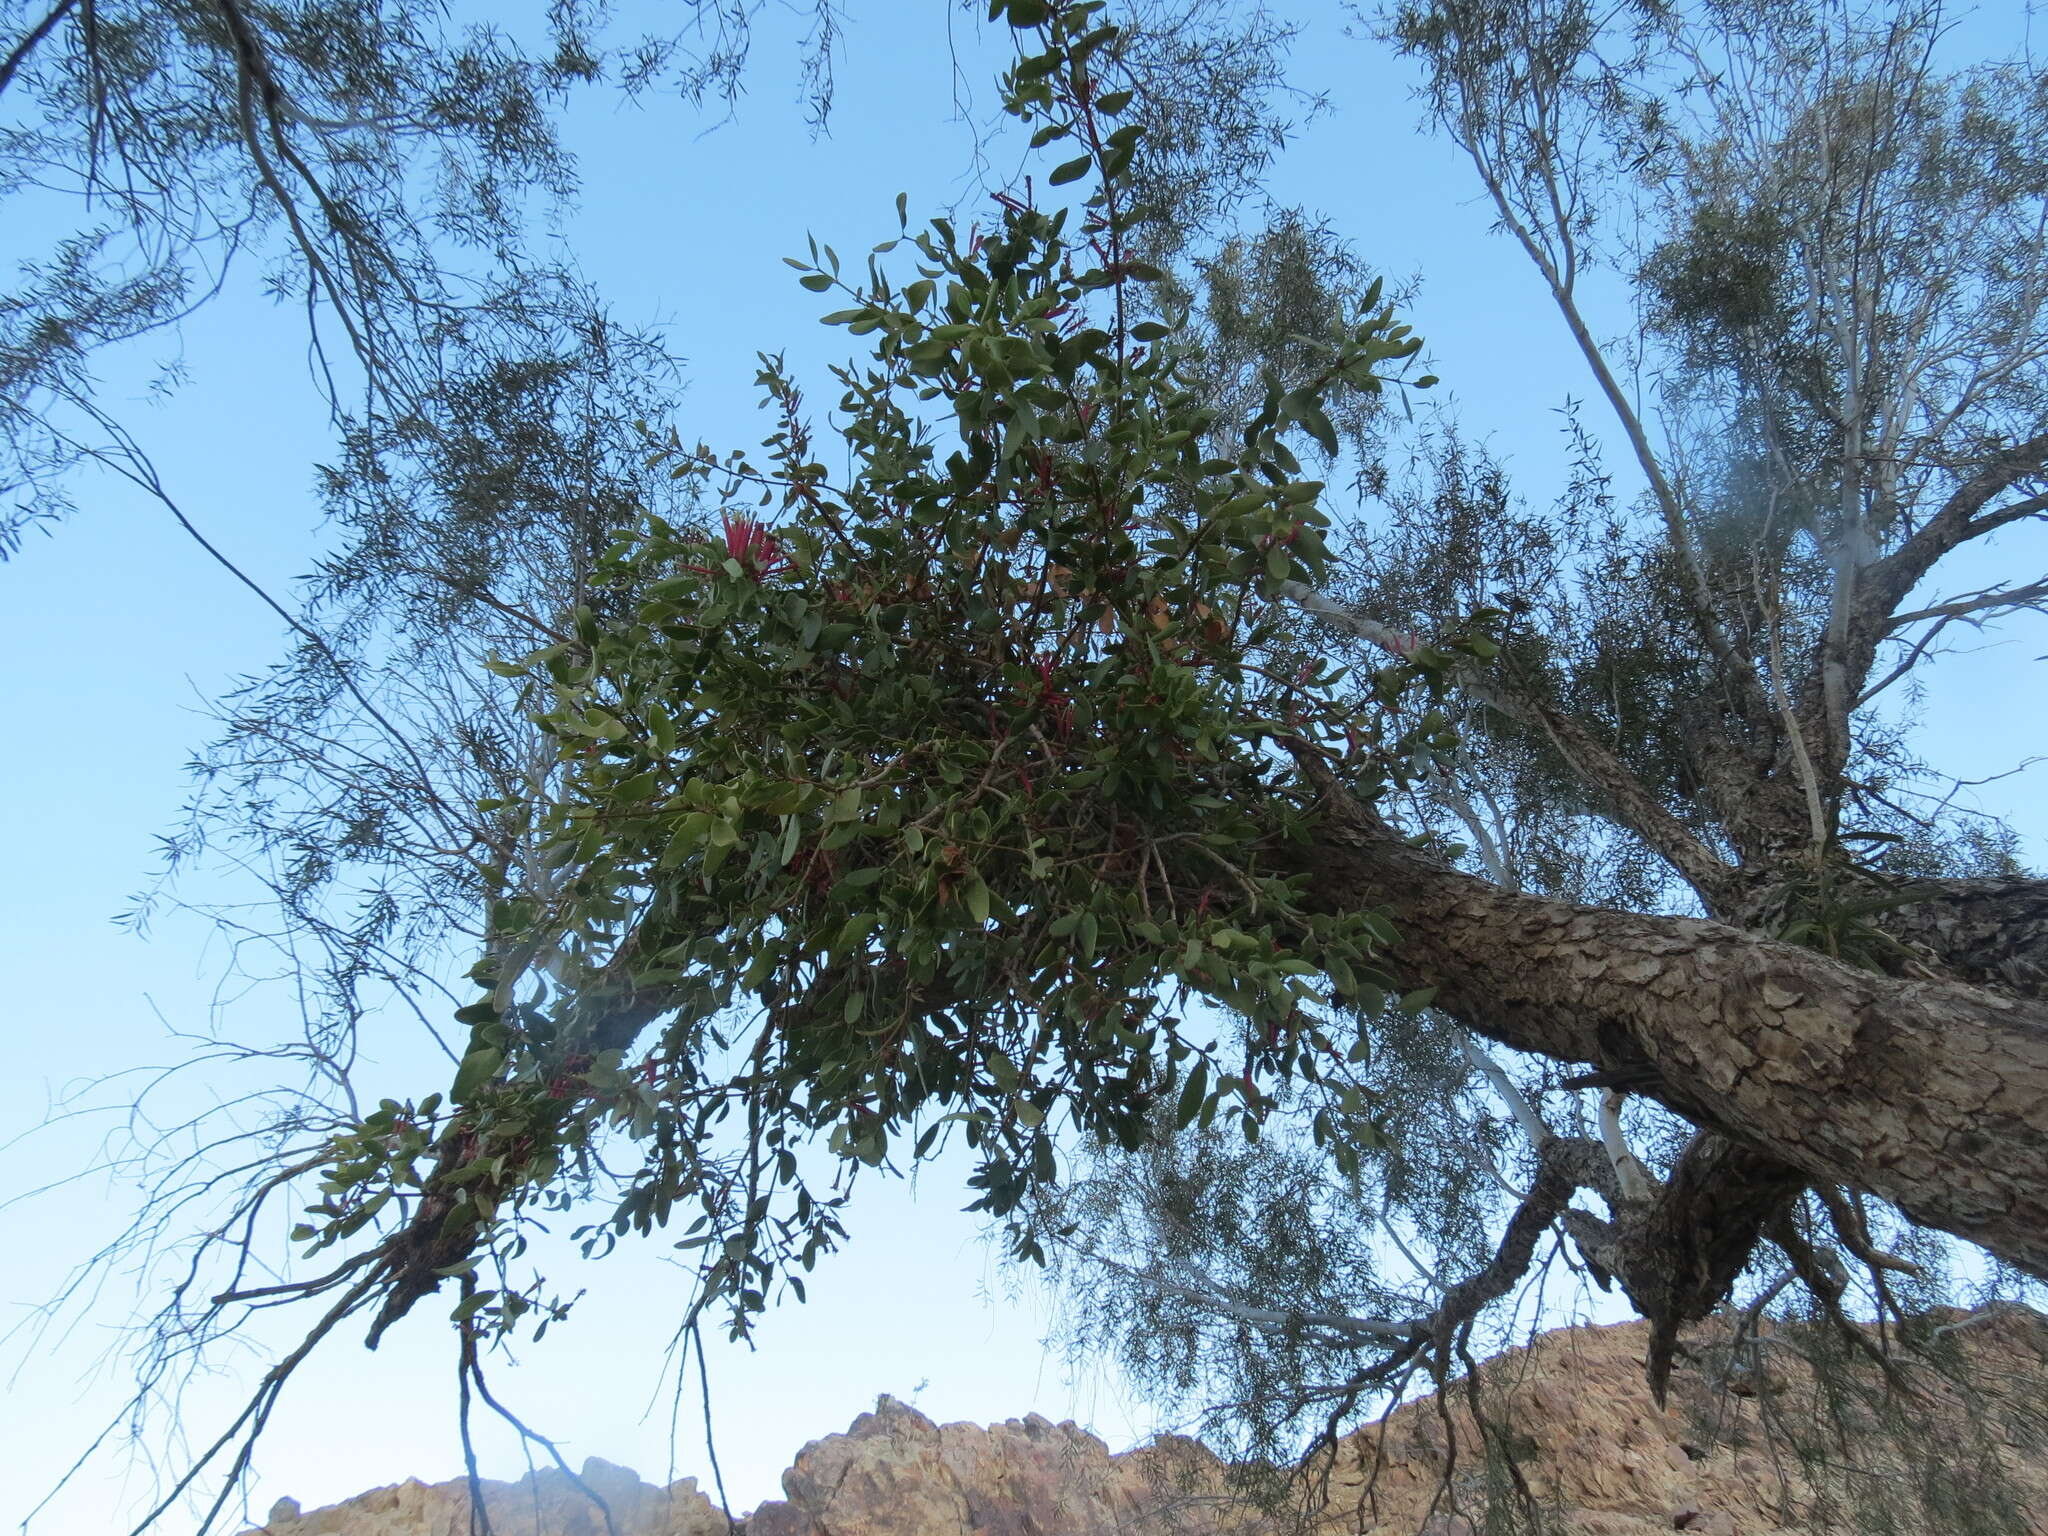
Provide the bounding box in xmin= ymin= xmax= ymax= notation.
xmin=1597 ymin=1089 xmax=1656 ymax=1203
xmin=1878 ymin=876 xmax=2048 ymax=1003
xmin=1841 ymin=437 xmax=2048 ymax=705
xmin=1422 ymin=1146 xmax=1578 ymax=1357
xmin=1285 ymin=763 xmax=2048 ymax=1280
xmin=1560 ymin=1132 xmax=1807 ymax=1402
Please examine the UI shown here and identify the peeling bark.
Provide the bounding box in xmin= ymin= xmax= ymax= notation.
xmin=1289 ymin=790 xmax=2048 ymax=1281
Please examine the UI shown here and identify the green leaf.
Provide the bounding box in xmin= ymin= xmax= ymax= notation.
xmin=451 ymin=1047 xmax=504 ymax=1103
xmin=1031 ymin=1136 xmax=1056 ymax=1182
xmin=1304 ymin=408 xmax=1339 ymax=457
xmin=799 ymin=273 xmax=834 ymax=292
xmin=1175 ymin=1060 xmax=1209 ymax=1129
xmin=831 ymin=910 xmax=876 ymax=955
xmin=1048 ymin=155 xmax=1093 ymax=186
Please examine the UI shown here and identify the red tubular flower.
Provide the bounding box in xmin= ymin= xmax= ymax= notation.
xmin=1027 ymin=653 xmax=1075 ymax=741
xmin=719 ymin=512 xmax=792 ymax=581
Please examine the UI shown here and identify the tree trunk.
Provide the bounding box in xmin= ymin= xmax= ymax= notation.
xmin=1290 ymin=790 xmax=2048 ymax=1280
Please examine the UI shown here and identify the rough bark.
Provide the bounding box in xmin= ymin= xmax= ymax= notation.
xmin=1881 ymin=876 xmax=2048 ymax=1003
xmin=1287 ymin=785 xmax=2048 ymax=1281
xmin=1560 ymin=1133 xmax=1808 ymax=1401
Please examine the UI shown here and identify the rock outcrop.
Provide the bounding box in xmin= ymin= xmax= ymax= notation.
xmin=245 ymin=1311 xmax=2048 ymax=1536
xmin=743 ymin=1401 xmax=1252 ymax=1536
xmin=243 ymin=1456 xmax=727 ymax=1536
xmin=1308 ymin=1305 xmax=2048 ymax=1534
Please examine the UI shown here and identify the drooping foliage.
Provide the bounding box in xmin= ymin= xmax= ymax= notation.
xmin=138 ymin=284 xmax=698 ymax=1082
xmin=0 ymin=0 xmax=836 ymax=553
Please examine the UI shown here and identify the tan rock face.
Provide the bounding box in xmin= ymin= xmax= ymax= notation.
xmin=244 ymin=1458 xmax=727 ymax=1536
xmin=242 ymin=1312 xmax=2048 ymax=1536
xmin=743 ymin=1397 xmax=1258 ymax=1536
xmin=1313 ymin=1310 xmax=2048 ymax=1535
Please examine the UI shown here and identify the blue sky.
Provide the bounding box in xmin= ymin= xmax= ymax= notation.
xmin=3 ymin=1 xmax=2043 ymax=1530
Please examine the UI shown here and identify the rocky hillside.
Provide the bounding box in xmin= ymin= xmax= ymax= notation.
xmin=244 ymin=1310 xmax=2048 ymax=1536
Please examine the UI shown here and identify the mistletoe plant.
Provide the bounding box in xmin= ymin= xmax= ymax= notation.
xmin=302 ymin=0 xmax=1471 ymax=1355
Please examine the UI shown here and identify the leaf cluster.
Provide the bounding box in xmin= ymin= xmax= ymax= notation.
xmin=298 ymin=0 xmax=1470 ymax=1344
